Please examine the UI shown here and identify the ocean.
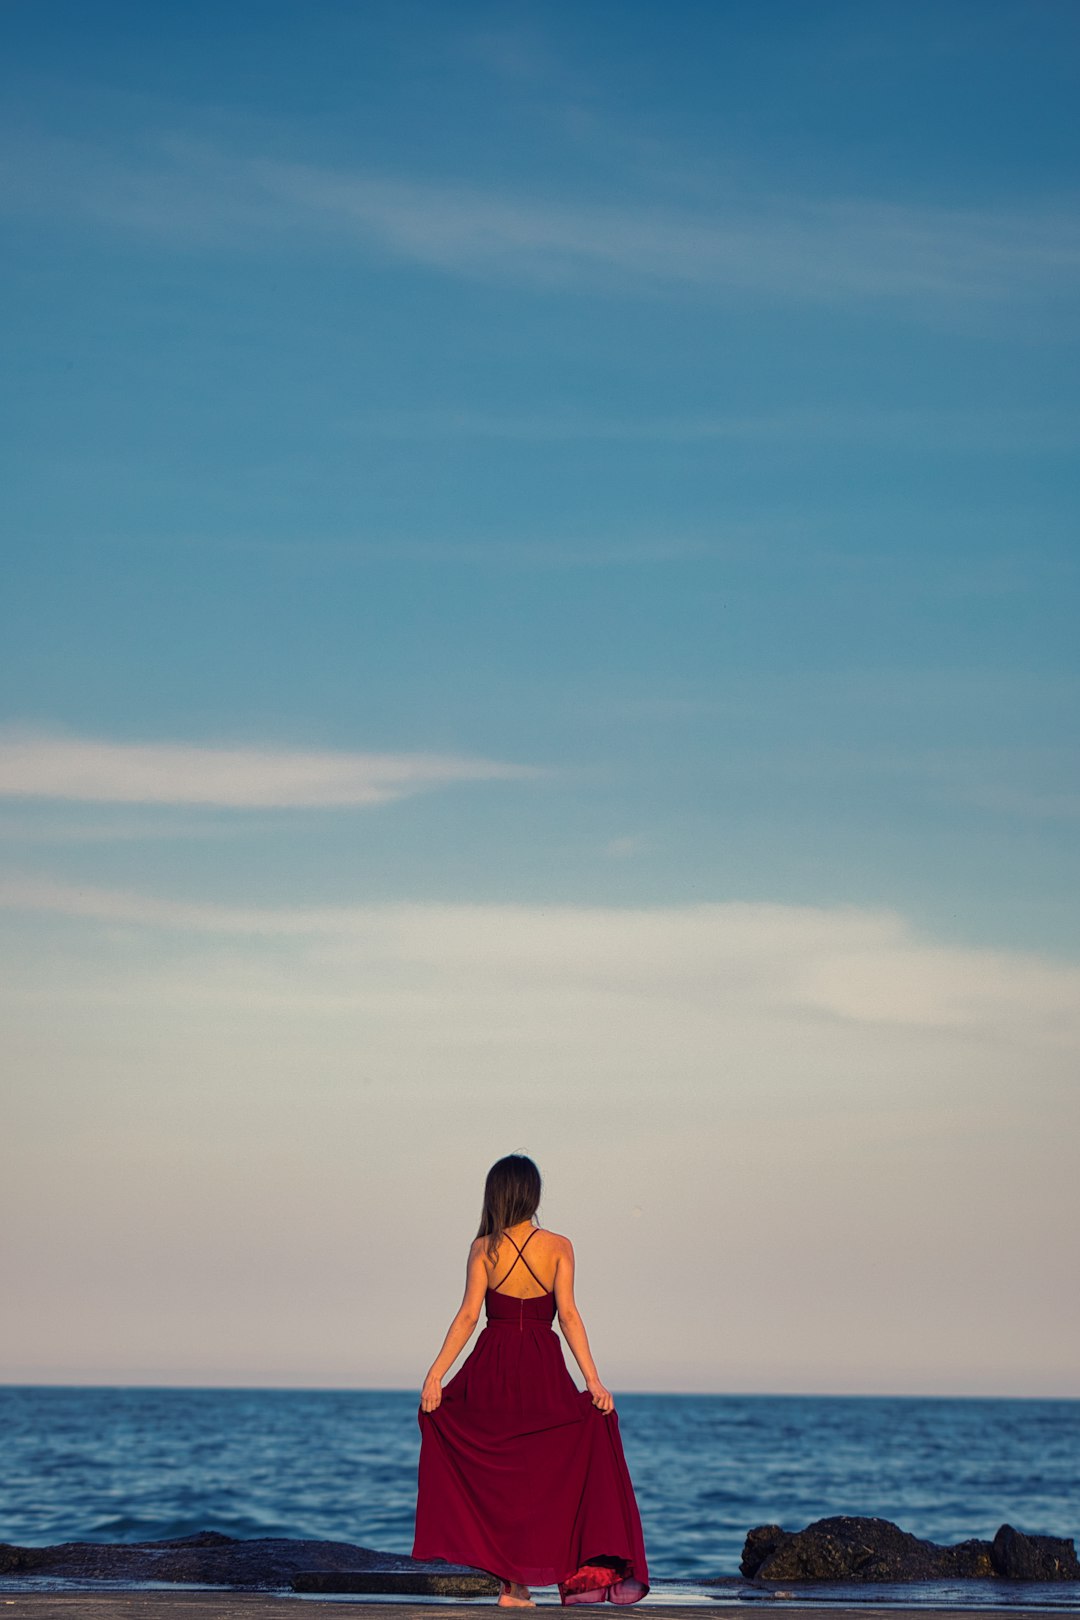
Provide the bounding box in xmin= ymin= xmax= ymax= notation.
xmin=1 ymin=1387 xmax=1077 ymax=1581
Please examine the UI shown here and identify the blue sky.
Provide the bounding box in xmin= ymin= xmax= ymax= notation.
xmin=2 ymin=1 xmax=1079 ymax=1393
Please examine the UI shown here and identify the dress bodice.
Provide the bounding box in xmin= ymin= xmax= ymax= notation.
xmin=485 ymin=1286 xmax=556 ymax=1327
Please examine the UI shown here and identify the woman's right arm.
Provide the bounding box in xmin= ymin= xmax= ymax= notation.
xmin=420 ymin=1239 xmax=488 ymax=1412
xmin=553 ymin=1237 xmax=614 ymax=1414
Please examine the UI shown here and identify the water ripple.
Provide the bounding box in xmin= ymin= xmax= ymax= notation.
xmin=1 ymin=1389 xmax=1078 ymax=1577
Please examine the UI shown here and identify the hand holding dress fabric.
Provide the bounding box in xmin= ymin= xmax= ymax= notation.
xmin=586 ymin=1378 xmax=614 ymax=1414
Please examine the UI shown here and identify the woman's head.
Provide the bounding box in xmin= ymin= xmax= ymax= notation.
xmin=477 ymin=1154 xmax=542 ymax=1257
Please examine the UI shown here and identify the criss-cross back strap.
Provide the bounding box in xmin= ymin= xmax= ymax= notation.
xmin=491 ymin=1227 xmax=546 ymax=1291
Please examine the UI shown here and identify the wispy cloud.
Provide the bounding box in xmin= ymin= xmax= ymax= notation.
xmin=604 ymin=835 xmax=644 ymax=859
xmin=6 ymin=131 xmax=1080 ymax=311
xmin=0 ymin=813 xmax=260 ymax=845
xmin=461 ymin=21 xmax=562 ymax=85
xmin=0 ymin=731 xmax=539 ymax=808
xmin=2 ymin=876 xmax=1078 ymax=1044
xmin=223 ymin=533 xmax=716 ymax=568
xmin=343 ymin=403 xmax=1080 ymax=453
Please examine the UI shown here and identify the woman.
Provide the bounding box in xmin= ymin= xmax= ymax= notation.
xmin=412 ymin=1154 xmax=649 ymax=1607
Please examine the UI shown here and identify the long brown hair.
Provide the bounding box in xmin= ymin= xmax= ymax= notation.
xmin=476 ymin=1154 xmax=542 ymax=1263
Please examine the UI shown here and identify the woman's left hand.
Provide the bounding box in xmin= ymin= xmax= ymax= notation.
xmin=420 ymin=1371 xmax=443 ymax=1413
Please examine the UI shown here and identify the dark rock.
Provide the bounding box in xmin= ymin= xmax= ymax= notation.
xmin=950 ymin=1539 xmax=999 ymax=1576
xmin=991 ymin=1525 xmax=1080 ymax=1580
xmin=741 ymin=1517 xmax=996 ymax=1581
xmin=740 ymin=1525 xmax=791 ymax=1579
xmin=0 ymin=1533 xmax=479 ymax=1590
xmin=0 ymin=1546 xmax=39 ymax=1575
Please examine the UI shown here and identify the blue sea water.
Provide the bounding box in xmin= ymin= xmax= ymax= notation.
xmin=1 ymin=1388 xmax=1078 ymax=1581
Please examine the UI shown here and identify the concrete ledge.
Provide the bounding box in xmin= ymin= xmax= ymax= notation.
xmin=0 ymin=1598 xmax=1064 ymax=1620
xmin=291 ymin=1574 xmax=498 ymax=1595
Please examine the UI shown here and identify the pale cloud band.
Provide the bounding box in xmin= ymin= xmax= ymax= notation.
xmin=4 ymin=877 xmax=1078 ymax=1390
xmin=0 ymin=731 xmax=539 ymax=808
xmin=3 ymin=872 xmax=1078 ymax=1044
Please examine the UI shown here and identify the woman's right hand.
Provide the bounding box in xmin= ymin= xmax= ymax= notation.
xmin=420 ymin=1371 xmax=443 ymax=1413
xmin=587 ymin=1377 xmax=614 ymax=1414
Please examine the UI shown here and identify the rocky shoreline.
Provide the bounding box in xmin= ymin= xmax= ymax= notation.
xmin=739 ymin=1517 xmax=1080 ymax=1582
xmin=1 ymin=1517 xmax=1078 ymax=1594
xmin=0 ymin=1532 xmax=494 ymax=1595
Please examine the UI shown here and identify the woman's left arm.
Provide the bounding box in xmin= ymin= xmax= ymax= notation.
xmin=420 ymin=1239 xmax=489 ymax=1412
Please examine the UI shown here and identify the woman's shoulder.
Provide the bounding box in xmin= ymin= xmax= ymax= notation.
xmin=537 ymin=1227 xmax=573 ymax=1256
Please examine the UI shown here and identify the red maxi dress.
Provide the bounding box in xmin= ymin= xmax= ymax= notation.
xmin=412 ymin=1231 xmax=649 ymax=1604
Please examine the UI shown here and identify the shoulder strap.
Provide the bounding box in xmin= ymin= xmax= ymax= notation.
xmin=491 ymin=1228 xmax=547 ymax=1291
xmin=517 ymin=1228 xmax=547 ymax=1288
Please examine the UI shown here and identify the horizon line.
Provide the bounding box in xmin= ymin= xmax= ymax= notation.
xmin=3 ymin=1380 xmax=1077 ymax=1402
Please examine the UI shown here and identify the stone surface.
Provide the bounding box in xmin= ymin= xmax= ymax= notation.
xmin=741 ymin=1516 xmax=997 ymax=1580
xmin=292 ymin=1570 xmax=497 ymax=1594
xmin=0 ymin=1598 xmax=1047 ymax=1620
xmin=991 ymin=1524 xmax=1080 ymax=1580
xmin=0 ymin=1532 xmax=481 ymax=1591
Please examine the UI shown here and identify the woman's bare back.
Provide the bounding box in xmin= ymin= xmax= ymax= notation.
xmin=482 ymin=1223 xmax=565 ymax=1298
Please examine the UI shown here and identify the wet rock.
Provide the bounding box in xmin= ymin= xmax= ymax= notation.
xmin=991 ymin=1525 xmax=1080 ymax=1580
xmin=740 ymin=1526 xmax=789 ymax=1578
xmin=741 ymin=1516 xmax=996 ymax=1580
xmin=0 ymin=1532 xmax=480 ymax=1590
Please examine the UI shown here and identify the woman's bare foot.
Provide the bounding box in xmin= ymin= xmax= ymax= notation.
xmin=498 ymin=1579 xmax=535 ymax=1607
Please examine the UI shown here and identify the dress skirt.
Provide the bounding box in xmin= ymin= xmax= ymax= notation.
xmin=413 ymin=1288 xmax=649 ymax=1604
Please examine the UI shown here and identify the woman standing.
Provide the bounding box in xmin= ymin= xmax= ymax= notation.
xmin=413 ymin=1155 xmax=649 ymax=1607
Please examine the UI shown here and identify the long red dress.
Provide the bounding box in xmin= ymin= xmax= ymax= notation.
xmin=412 ymin=1230 xmax=649 ymax=1604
